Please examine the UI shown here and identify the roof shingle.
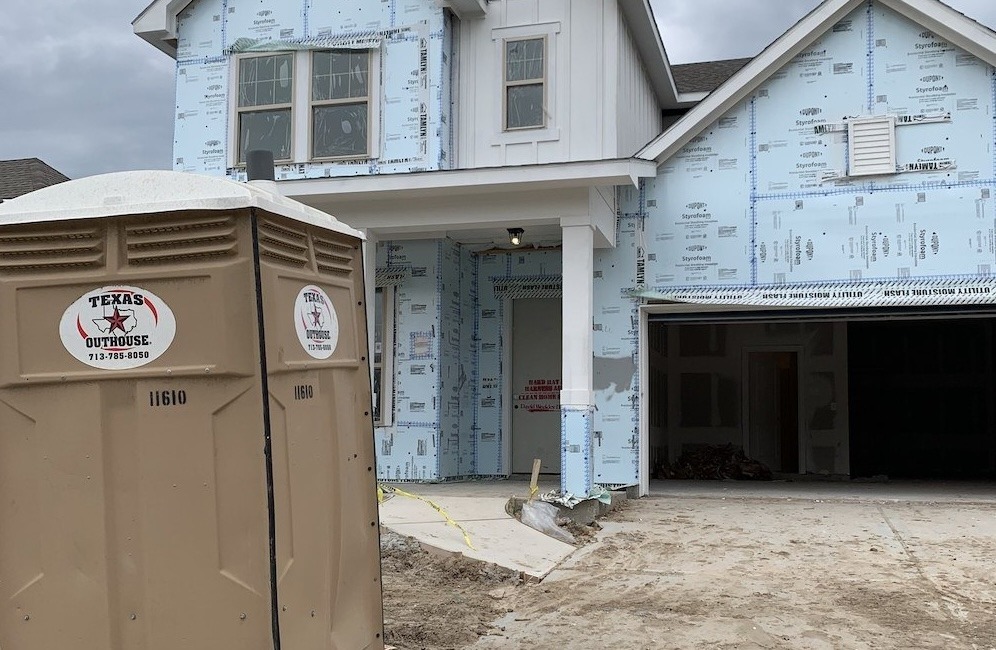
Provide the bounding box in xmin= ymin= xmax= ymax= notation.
xmin=0 ymin=158 xmax=70 ymax=200
xmin=672 ymin=57 xmax=753 ymax=94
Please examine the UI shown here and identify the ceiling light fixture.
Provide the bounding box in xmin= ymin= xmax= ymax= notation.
xmin=507 ymin=228 xmax=524 ymax=246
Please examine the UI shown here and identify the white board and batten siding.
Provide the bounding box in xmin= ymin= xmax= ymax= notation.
xmin=456 ymin=0 xmax=661 ymax=168
xmin=616 ymin=14 xmax=662 ymax=157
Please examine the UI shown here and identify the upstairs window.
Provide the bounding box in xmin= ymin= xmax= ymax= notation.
xmin=311 ymin=50 xmax=371 ymax=159
xmin=504 ymin=37 xmax=546 ymax=130
xmin=237 ymin=54 xmax=294 ymax=164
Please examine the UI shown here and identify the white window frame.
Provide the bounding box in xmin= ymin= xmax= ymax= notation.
xmin=490 ymin=22 xmax=561 ymax=145
xmin=502 ymin=35 xmax=547 ymax=131
xmin=373 ymin=285 xmax=395 ymax=427
xmin=229 ymin=48 xmax=381 ymax=168
xmin=234 ymin=52 xmax=296 ymax=165
xmin=310 ymin=50 xmax=374 ymax=162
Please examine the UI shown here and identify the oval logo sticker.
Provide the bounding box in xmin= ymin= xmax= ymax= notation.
xmin=294 ymin=285 xmax=339 ymax=359
xmin=60 ymin=286 xmax=177 ymax=370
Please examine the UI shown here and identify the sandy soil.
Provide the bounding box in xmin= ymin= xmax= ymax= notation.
xmin=383 ymin=488 xmax=996 ymax=650
xmin=380 ymin=531 xmax=521 ymax=649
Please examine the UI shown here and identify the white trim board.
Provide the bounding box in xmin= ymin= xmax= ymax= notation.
xmin=279 ymin=158 xmax=656 ymax=201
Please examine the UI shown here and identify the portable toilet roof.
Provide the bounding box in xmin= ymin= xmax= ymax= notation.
xmin=0 ymin=170 xmax=363 ymax=240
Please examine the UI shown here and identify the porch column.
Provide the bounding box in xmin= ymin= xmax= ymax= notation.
xmin=560 ymin=219 xmax=595 ymax=496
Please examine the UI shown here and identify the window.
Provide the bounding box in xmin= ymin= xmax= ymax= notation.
xmin=233 ymin=49 xmax=379 ymax=166
xmin=311 ymin=50 xmax=371 ymax=159
xmin=373 ymin=285 xmax=395 ymax=426
xmin=237 ymin=54 xmax=294 ymax=163
xmin=491 ymin=23 xmax=559 ymax=144
xmin=504 ymin=37 xmax=545 ymax=130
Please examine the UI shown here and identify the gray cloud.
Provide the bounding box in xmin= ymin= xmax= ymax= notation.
xmin=651 ymin=0 xmax=996 ymax=63
xmin=651 ymin=0 xmax=820 ymax=62
xmin=2 ymin=0 xmax=995 ymax=179
xmin=0 ymin=0 xmax=174 ymax=178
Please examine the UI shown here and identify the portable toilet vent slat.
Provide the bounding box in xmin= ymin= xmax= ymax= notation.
xmin=0 ymin=171 xmax=383 ymax=650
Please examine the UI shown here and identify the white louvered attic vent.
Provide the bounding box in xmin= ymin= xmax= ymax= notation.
xmin=848 ymin=116 xmax=896 ymax=177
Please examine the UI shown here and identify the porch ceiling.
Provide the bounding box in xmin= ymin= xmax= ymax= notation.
xmin=385 ymin=223 xmax=566 ymax=249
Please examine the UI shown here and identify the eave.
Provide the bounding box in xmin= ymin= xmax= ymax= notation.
xmin=133 ymin=0 xmax=195 ymax=58
xmin=278 ymin=158 xmax=657 ymax=203
xmin=438 ymin=0 xmax=488 ymax=19
xmin=619 ymin=0 xmax=681 ymax=108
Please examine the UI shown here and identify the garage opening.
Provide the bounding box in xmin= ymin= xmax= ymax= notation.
xmin=647 ymin=310 xmax=996 ymax=480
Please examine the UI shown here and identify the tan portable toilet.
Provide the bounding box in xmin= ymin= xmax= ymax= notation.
xmin=0 ymin=170 xmax=383 ymax=650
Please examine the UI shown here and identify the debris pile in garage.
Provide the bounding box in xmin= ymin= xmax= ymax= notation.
xmin=655 ymin=444 xmax=773 ymax=481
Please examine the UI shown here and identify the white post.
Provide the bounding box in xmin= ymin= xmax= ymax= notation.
xmin=560 ymin=219 xmax=595 ymax=497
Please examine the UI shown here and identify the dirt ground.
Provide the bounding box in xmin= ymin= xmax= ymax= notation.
xmin=382 ymin=484 xmax=996 ymax=650
xmin=380 ymin=531 xmax=522 ymax=649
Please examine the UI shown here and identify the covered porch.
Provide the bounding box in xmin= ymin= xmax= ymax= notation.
xmin=282 ymin=159 xmax=655 ymax=495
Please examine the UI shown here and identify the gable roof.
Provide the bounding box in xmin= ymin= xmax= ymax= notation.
xmin=638 ymin=0 xmax=996 ymax=164
xmin=0 ymin=158 xmax=69 ymax=201
xmin=672 ymin=58 xmax=753 ymax=94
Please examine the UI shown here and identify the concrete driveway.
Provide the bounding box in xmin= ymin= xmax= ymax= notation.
xmin=474 ymin=481 xmax=996 ymax=649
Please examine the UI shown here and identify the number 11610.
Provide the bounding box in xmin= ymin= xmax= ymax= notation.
xmin=149 ymin=389 xmax=187 ymax=407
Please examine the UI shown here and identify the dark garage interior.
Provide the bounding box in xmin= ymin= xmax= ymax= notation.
xmin=648 ymin=314 xmax=996 ymax=481
xmin=848 ymin=317 xmax=996 ymax=479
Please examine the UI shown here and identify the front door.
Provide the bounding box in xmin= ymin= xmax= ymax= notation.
xmin=511 ymin=298 xmax=562 ymax=474
xmin=746 ymin=350 xmax=800 ymax=473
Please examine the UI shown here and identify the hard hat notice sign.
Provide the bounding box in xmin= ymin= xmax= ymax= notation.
xmin=60 ymin=286 xmax=177 ymax=370
xmin=294 ymin=285 xmax=339 ymax=359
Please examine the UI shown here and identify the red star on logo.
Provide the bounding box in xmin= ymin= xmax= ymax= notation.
xmin=310 ymin=306 xmax=324 ymax=327
xmin=104 ymin=307 xmax=130 ymax=333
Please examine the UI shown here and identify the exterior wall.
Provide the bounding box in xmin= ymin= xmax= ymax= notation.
xmin=455 ymin=0 xmax=639 ymax=168
xmin=641 ymin=2 xmax=996 ymax=305
xmin=474 ymin=249 xmax=562 ymax=476
xmin=438 ymin=239 xmax=477 ymax=478
xmin=374 ymin=240 xmax=444 ymax=481
xmin=590 ymin=1 xmax=996 ymax=485
xmin=374 ymin=241 xmax=562 ymax=481
xmin=172 ymin=0 xmax=452 ymax=180
xmin=592 ymin=190 xmax=642 ymax=486
xmin=616 ymin=17 xmax=661 ymax=157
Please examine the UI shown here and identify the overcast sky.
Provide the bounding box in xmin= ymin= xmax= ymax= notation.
xmin=1 ymin=0 xmax=995 ymax=179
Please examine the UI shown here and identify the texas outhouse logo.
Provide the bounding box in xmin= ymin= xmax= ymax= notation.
xmin=294 ymin=285 xmax=339 ymax=359
xmin=59 ymin=286 xmax=177 ymax=370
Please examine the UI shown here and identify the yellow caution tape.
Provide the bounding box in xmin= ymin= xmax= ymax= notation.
xmin=528 ymin=484 xmax=539 ymax=501
xmin=377 ymin=483 xmax=476 ymax=550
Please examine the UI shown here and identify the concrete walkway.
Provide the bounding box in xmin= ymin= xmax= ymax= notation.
xmin=378 ymin=478 xmax=576 ymax=580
